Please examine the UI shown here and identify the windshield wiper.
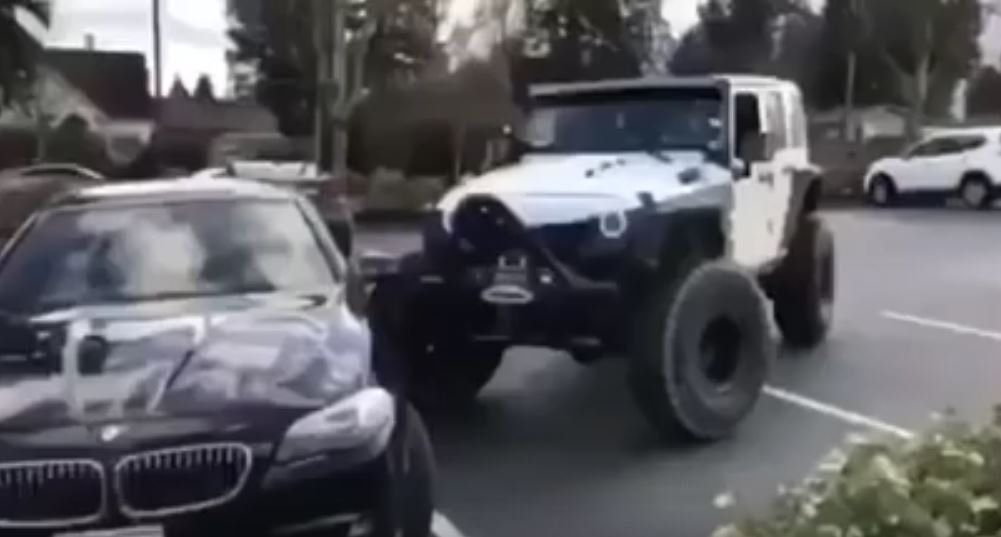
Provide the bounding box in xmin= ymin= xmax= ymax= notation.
xmin=645 ymin=149 xmax=674 ymax=164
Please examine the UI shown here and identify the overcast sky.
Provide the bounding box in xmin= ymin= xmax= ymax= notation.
xmin=37 ymin=0 xmax=1001 ymax=98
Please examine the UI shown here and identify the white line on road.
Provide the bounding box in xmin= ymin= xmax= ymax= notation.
xmin=763 ymin=385 xmax=915 ymax=440
xmin=882 ymin=310 xmax=1001 ymax=343
xmin=434 ymin=512 xmax=468 ymax=537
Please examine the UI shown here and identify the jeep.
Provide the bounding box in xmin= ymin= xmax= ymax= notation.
xmin=375 ymin=75 xmax=834 ymax=441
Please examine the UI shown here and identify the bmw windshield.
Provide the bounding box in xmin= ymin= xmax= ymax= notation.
xmin=0 ymin=198 xmax=338 ymax=315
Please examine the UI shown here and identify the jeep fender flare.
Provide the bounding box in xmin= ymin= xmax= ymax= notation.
xmin=780 ymin=168 xmax=823 ymax=251
xmin=628 ymin=207 xmax=727 ymax=279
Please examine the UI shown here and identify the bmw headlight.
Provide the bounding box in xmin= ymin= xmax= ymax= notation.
xmin=275 ymin=388 xmax=395 ymax=463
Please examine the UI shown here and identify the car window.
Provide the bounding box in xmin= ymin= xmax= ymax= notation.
xmin=790 ymin=98 xmax=808 ymax=149
xmin=734 ymin=92 xmax=763 ymax=157
xmin=908 ymin=138 xmax=957 ymax=158
xmin=0 ymin=199 xmax=338 ymax=315
xmin=764 ymin=91 xmax=788 ymax=150
xmin=954 ymin=135 xmax=987 ymax=151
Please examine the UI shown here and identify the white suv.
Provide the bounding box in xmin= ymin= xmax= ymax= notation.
xmin=864 ymin=127 xmax=1001 ymax=209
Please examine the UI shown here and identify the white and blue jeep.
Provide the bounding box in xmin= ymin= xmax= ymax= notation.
xmin=380 ymin=75 xmax=834 ymax=441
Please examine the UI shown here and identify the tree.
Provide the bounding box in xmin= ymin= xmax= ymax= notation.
xmin=862 ymin=0 xmax=982 ymax=137
xmin=46 ymin=114 xmax=110 ymax=172
xmin=193 ymin=74 xmax=215 ymax=100
xmin=448 ymin=0 xmax=645 ymax=109
xmin=967 ymin=65 xmax=1001 ymax=116
xmin=0 ymin=0 xmax=50 ymax=109
xmin=669 ymin=0 xmax=816 ymax=77
xmin=804 ymin=0 xmax=899 ymax=110
xmin=227 ymin=0 xmax=442 ymax=137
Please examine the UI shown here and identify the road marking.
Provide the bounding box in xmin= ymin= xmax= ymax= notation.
xmin=763 ymin=385 xmax=915 ymax=440
xmin=434 ymin=512 xmax=468 ymax=537
xmin=882 ymin=310 xmax=1001 ymax=343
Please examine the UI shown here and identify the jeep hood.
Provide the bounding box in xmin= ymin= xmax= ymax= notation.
xmin=437 ymin=152 xmax=732 ymax=227
xmin=0 ymin=294 xmax=372 ymax=431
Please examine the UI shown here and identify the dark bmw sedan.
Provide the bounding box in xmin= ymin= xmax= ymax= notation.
xmin=0 ymin=179 xmax=433 ymax=537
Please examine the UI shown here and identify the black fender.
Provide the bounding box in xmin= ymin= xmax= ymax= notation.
xmin=781 ymin=169 xmax=823 ymax=251
xmin=627 ymin=207 xmax=727 ymax=276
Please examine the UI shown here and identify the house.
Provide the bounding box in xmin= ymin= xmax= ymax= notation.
xmin=152 ymin=80 xmax=280 ymax=171
xmin=810 ymin=105 xmax=908 ymax=143
xmin=0 ymin=47 xmax=155 ymax=169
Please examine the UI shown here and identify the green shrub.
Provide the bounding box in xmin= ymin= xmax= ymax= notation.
xmin=716 ymin=409 xmax=1001 ymax=537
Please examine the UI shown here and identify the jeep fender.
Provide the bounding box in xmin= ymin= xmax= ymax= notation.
xmin=780 ymin=168 xmax=823 ymax=250
xmin=628 ymin=207 xmax=727 ymax=278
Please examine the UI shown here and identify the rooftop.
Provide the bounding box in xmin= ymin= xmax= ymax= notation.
xmin=43 ymin=48 xmax=153 ymax=120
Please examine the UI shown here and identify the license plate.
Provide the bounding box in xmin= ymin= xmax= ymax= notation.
xmin=56 ymin=526 xmax=164 ymax=537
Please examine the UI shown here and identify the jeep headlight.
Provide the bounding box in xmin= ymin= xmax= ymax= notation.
xmin=275 ymin=388 xmax=395 ymax=463
xmin=598 ymin=210 xmax=629 ymax=239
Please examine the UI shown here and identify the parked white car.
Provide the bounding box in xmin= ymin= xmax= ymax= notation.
xmin=864 ymin=127 xmax=1001 ymax=209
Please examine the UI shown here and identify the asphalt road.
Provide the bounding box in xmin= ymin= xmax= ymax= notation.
xmin=358 ymin=206 xmax=1001 ymax=537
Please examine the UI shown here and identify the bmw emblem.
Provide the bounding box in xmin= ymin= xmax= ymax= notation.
xmin=99 ymin=424 xmax=125 ymax=443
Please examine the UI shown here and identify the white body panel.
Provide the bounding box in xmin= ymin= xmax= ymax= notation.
xmin=437 ymin=152 xmax=733 ymax=229
xmin=437 ymin=75 xmax=813 ymax=272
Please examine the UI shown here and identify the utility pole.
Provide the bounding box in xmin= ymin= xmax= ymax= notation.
xmin=842 ymin=0 xmax=862 ymax=142
xmin=330 ymin=0 xmax=348 ymax=176
xmin=152 ymin=0 xmax=163 ymax=98
xmin=314 ymin=0 xmax=333 ymax=172
xmin=314 ymin=0 xmax=351 ymax=175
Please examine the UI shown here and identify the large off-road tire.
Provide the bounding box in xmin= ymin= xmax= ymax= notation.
xmin=408 ymin=339 xmax=504 ymax=412
xmin=375 ymin=404 xmax=436 ymax=537
xmin=772 ymin=216 xmax=835 ymax=349
xmin=628 ymin=260 xmax=773 ymax=441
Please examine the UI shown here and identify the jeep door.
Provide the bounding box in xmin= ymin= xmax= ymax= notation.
xmin=761 ymin=88 xmax=802 ymax=260
xmin=731 ymin=91 xmax=777 ymax=268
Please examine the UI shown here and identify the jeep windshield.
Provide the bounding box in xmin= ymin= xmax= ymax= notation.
xmin=0 ymin=199 xmax=337 ymax=315
xmin=522 ymin=87 xmax=727 ymax=164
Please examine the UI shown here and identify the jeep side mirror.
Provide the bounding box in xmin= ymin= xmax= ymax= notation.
xmin=731 ymin=158 xmax=750 ymax=178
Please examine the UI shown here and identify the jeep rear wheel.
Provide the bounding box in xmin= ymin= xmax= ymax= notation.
xmin=773 ymin=216 xmax=835 ymax=349
xmin=628 ymin=261 xmax=773 ymax=441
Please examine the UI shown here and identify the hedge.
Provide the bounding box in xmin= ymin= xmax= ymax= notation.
xmin=715 ymin=408 xmax=1001 ymax=537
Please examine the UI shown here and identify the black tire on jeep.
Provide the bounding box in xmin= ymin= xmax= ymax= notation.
xmin=408 ymin=339 xmax=504 ymax=412
xmin=628 ymin=260 xmax=773 ymax=441
xmin=772 ymin=216 xmax=835 ymax=349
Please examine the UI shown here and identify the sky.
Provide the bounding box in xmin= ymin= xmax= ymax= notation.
xmin=30 ymin=0 xmax=1001 ymax=98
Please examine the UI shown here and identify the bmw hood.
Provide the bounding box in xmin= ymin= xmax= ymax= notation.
xmin=437 ymin=152 xmax=733 ymax=228
xmin=0 ymin=293 xmax=372 ymax=431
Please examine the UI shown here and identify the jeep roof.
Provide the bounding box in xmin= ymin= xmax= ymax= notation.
xmin=530 ymin=74 xmax=797 ymax=98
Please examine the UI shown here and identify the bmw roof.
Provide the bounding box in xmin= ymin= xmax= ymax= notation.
xmin=50 ymin=177 xmax=295 ymax=208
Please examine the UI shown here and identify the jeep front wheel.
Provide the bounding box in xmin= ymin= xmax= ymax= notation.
xmin=772 ymin=216 xmax=835 ymax=348
xmin=628 ymin=261 xmax=773 ymax=441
